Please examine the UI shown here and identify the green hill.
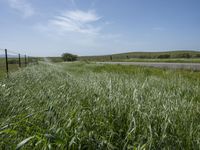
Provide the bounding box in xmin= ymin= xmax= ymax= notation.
xmin=79 ymin=50 xmax=200 ymax=62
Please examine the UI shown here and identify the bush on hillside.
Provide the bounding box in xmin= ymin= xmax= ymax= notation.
xmin=62 ymin=53 xmax=78 ymax=61
xmin=176 ymin=53 xmax=191 ymax=58
xmin=157 ymin=54 xmax=170 ymax=59
xmin=195 ymin=54 xmax=200 ymax=58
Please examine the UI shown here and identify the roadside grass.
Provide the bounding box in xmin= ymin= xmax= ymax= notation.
xmin=0 ymin=58 xmax=28 ymax=78
xmin=0 ymin=61 xmax=6 ymax=78
xmin=0 ymin=62 xmax=200 ymax=149
xmin=0 ymin=64 xmax=21 ymax=78
xmin=63 ymin=62 xmax=200 ymax=81
xmin=113 ymin=58 xmax=200 ymax=63
xmin=0 ymin=68 xmax=6 ymax=78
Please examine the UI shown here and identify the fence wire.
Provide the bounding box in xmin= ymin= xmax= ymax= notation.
xmin=0 ymin=48 xmax=38 ymax=78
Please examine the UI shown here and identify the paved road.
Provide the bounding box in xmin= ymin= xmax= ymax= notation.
xmin=97 ymin=62 xmax=200 ymax=70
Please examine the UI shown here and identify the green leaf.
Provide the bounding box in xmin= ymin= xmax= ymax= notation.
xmin=0 ymin=129 xmax=17 ymax=135
xmin=16 ymin=136 xmax=35 ymax=150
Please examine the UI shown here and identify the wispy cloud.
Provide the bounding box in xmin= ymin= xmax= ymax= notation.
xmin=39 ymin=10 xmax=102 ymax=35
xmin=34 ymin=7 xmax=122 ymax=48
xmin=7 ymin=0 xmax=35 ymax=18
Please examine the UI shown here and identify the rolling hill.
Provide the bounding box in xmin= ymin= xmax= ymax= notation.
xmin=79 ymin=50 xmax=200 ymax=61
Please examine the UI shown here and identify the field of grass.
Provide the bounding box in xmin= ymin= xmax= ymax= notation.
xmin=113 ymin=58 xmax=200 ymax=63
xmin=79 ymin=50 xmax=200 ymax=62
xmin=36 ymin=57 xmax=63 ymax=63
xmin=47 ymin=57 xmax=63 ymax=62
xmin=0 ymin=64 xmax=20 ymax=78
xmin=26 ymin=51 xmax=200 ymax=63
xmin=0 ymin=58 xmax=20 ymax=78
xmin=0 ymin=62 xmax=200 ymax=149
xmin=0 ymin=57 xmax=38 ymax=78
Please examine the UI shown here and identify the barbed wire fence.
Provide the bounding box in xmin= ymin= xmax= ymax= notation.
xmin=0 ymin=48 xmax=38 ymax=78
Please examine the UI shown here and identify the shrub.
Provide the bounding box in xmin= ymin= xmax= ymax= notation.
xmin=195 ymin=54 xmax=200 ymax=58
xmin=176 ymin=53 xmax=191 ymax=58
xmin=62 ymin=53 xmax=78 ymax=61
xmin=157 ymin=54 xmax=170 ymax=59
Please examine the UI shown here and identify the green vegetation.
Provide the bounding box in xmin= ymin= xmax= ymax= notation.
xmin=62 ymin=53 xmax=78 ymax=62
xmin=79 ymin=50 xmax=200 ymax=62
xmin=45 ymin=57 xmax=63 ymax=63
xmin=114 ymin=58 xmax=200 ymax=63
xmin=0 ymin=64 xmax=20 ymax=78
xmin=0 ymin=62 xmax=200 ymax=149
xmin=0 ymin=57 xmax=38 ymax=78
xmin=0 ymin=58 xmax=20 ymax=78
xmin=0 ymin=68 xmax=6 ymax=78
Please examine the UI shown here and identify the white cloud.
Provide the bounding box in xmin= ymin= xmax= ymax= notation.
xmin=34 ymin=8 xmax=122 ymax=50
xmin=7 ymin=0 xmax=35 ymax=18
xmin=45 ymin=10 xmax=102 ymax=35
xmin=64 ymin=10 xmax=101 ymax=23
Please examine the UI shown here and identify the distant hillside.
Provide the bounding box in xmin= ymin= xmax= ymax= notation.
xmin=0 ymin=54 xmax=18 ymax=58
xmin=79 ymin=50 xmax=200 ymax=61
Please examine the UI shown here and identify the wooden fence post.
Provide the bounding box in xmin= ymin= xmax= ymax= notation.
xmin=25 ymin=55 xmax=27 ymax=67
xmin=18 ymin=54 xmax=21 ymax=68
xmin=5 ymin=49 xmax=9 ymax=77
xmin=110 ymin=55 xmax=112 ymax=61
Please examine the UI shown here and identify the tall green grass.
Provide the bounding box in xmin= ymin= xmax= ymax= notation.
xmin=0 ymin=62 xmax=199 ymax=149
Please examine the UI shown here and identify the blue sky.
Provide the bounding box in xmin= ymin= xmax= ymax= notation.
xmin=0 ymin=0 xmax=200 ymax=56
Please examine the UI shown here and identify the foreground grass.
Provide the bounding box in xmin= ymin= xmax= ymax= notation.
xmin=0 ymin=62 xmax=200 ymax=149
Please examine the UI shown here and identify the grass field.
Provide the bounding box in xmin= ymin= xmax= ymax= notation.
xmin=0 ymin=64 xmax=20 ymax=78
xmin=0 ymin=58 xmax=20 ymax=78
xmin=0 ymin=57 xmax=38 ymax=78
xmin=79 ymin=50 xmax=200 ymax=62
xmin=0 ymin=62 xmax=200 ymax=149
xmin=112 ymin=58 xmax=200 ymax=63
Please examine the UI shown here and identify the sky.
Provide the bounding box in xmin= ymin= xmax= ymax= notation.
xmin=0 ymin=0 xmax=200 ymax=56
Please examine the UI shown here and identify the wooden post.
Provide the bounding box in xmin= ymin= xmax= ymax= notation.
xmin=18 ymin=54 xmax=21 ymax=67
xmin=25 ymin=55 xmax=27 ymax=67
xmin=5 ymin=49 xmax=9 ymax=77
xmin=110 ymin=55 xmax=112 ymax=61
